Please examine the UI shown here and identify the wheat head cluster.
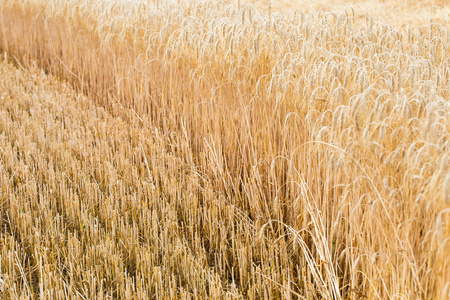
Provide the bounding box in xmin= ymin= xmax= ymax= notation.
xmin=0 ymin=0 xmax=449 ymax=298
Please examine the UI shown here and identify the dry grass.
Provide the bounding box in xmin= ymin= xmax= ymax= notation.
xmin=0 ymin=0 xmax=449 ymax=298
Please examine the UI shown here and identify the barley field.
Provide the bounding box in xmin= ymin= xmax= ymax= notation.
xmin=0 ymin=0 xmax=449 ymax=298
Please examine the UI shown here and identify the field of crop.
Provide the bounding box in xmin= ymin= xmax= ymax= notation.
xmin=0 ymin=0 xmax=449 ymax=298
xmin=250 ymin=0 xmax=450 ymax=27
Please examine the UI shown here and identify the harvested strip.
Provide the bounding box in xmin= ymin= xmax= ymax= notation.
xmin=0 ymin=60 xmax=252 ymax=298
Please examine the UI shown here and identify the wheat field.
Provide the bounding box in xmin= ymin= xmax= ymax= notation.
xmin=0 ymin=0 xmax=449 ymax=298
